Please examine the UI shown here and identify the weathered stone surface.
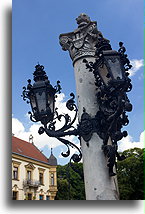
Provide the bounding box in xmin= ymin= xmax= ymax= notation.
xmin=59 ymin=13 xmax=108 ymax=64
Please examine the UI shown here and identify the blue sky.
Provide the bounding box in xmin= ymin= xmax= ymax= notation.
xmin=12 ymin=0 xmax=144 ymax=165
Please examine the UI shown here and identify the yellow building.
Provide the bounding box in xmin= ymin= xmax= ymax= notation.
xmin=12 ymin=136 xmax=58 ymax=200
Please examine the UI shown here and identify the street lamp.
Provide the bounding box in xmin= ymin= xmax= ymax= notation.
xmin=22 ymin=64 xmax=82 ymax=163
xmin=83 ymin=40 xmax=133 ymax=176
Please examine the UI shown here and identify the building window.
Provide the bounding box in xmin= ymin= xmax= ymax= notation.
xmin=27 ymin=170 xmax=31 ymax=180
xmin=39 ymin=172 xmax=44 ymax=185
xmin=38 ymin=168 xmax=45 ymax=185
xmin=12 ymin=161 xmax=21 ymax=180
xmin=51 ymin=173 xmax=54 ymax=186
xmin=39 ymin=195 xmax=44 ymax=200
xmin=12 ymin=191 xmax=18 ymax=200
xmin=25 ymin=163 xmax=35 ymax=182
xmin=13 ymin=167 xmax=18 ymax=180
xmin=46 ymin=196 xmax=50 ymax=200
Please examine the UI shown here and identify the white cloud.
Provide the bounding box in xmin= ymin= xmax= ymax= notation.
xmin=12 ymin=93 xmax=79 ymax=152
xmin=118 ymin=131 xmax=144 ymax=152
xmin=12 ymin=118 xmax=25 ymax=135
xmin=129 ymin=59 xmax=144 ymax=76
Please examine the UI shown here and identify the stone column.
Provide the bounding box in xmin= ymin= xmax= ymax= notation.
xmin=59 ymin=14 xmax=119 ymax=200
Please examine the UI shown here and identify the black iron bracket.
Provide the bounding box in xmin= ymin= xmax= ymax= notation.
xmin=81 ymin=42 xmax=133 ymax=176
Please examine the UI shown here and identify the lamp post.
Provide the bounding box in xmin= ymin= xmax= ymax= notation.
xmin=59 ymin=14 xmax=132 ymax=200
xmin=22 ymin=14 xmax=132 ymax=200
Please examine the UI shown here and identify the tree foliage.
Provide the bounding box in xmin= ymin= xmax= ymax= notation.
xmin=117 ymin=147 xmax=144 ymax=200
xmin=56 ymin=148 xmax=144 ymax=200
xmin=55 ymin=162 xmax=85 ymax=200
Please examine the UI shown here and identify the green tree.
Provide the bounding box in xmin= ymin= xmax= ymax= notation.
xmin=117 ymin=147 xmax=144 ymax=200
xmin=56 ymin=178 xmax=69 ymax=200
xmin=56 ymin=163 xmax=85 ymax=200
xmin=56 ymin=148 xmax=144 ymax=200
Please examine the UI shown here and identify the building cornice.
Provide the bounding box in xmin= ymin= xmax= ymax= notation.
xmin=12 ymin=152 xmax=54 ymax=169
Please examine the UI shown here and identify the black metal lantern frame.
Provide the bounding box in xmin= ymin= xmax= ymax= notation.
xmin=83 ymin=40 xmax=133 ymax=176
xmin=22 ymin=64 xmax=58 ymax=125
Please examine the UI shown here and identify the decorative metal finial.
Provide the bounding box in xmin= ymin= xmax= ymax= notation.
xmin=118 ymin=42 xmax=132 ymax=71
xmin=29 ymin=134 xmax=34 ymax=144
xmin=33 ymin=63 xmax=48 ymax=82
xmin=51 ymin=147 xmax=53 ymax=154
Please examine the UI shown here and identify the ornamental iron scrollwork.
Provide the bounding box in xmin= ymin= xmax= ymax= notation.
xmin=22 ymin=41 xmax=132 ymax=176
xmin=22 ymin=65 xmax=82 ymax=164
xmin=83 ymin=41 xmax=133 ymax=176
xmin=37 ymin=92 xmax=82 ymax=163
xmin=78 ymin=108 xmax=99 ymax=147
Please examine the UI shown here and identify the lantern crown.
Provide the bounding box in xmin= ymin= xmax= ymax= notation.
xmin=33 ymin=63 xmax=48 ymax=82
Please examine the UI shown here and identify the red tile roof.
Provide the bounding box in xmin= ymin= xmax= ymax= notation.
xmin=12 ymin=136 xmax=49 ymax=164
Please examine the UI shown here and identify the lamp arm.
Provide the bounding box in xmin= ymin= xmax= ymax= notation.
xmin=51 ymin=93 xmax=78 ymax=133
xmin=38 ymin=125 xmax=82 ymax=163
xmin=39 ymin=126 xmax=79 ymax=138
xmin=53 ymin=108 xmax=78 ymax=133
xmin=57 ymin=137 xmax=82 ymax=162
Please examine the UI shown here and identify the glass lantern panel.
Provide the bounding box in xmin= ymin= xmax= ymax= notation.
xmin=98 ymin=63 xmax=111 ymax=86
xmin=30 ymin=94 xmax=37 ymax=113
xmin=47 ymin=94 xmax=54 ymax=113
xmin=35 ymin=91 xmax=46 ymax=113
xmin=107 ymin=57 xmax=123 ymax=80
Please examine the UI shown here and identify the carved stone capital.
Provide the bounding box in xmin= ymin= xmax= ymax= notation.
xmin=59 ymin=14 xmax=108 ymax=64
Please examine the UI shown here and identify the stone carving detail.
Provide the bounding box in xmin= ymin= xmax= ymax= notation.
xmin=59 ymin=13 xmax=109 ymax=63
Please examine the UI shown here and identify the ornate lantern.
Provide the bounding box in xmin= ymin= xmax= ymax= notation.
xmin=94 ymin=50 xmax=126 ymax=87
xmin=22 ymin=64 xmax=60 ymax=126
